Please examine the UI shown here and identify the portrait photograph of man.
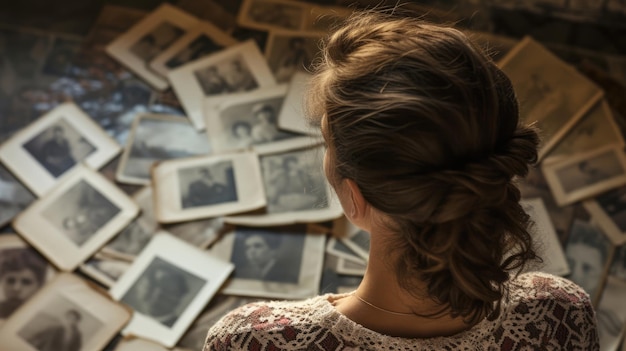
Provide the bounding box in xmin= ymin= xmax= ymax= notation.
xmin=179 ymin=161 xmax=238 ymax=209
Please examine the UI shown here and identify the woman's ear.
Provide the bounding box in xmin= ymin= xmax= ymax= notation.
xmin=343 ymin=178 xmax=368 ymax=222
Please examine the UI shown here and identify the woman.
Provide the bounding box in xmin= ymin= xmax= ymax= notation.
xmin=204 ymin=11 xmax=599 ymax=350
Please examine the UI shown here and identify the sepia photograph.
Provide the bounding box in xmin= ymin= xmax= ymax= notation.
xmin=168 ymin=39 xmax=276 ymax=130
xmin=0 ymin=102 xmax=121 ymax=196
xmin=277 ymin=71 xmax=322 ymax=136
xmin=237 ymin=0 xmax=307 ymax=31
xmin=106 ymin=4 xmax=199 ymax=90
xmin=584 ymin=185 xmax=626 ymax=245
xmin=116 ymin=114 xmax=212 ymax=185
xmin=149 ymin=22 xmax=238 ymax=78
xmin=13 ymin=165 xmax=139 ymax=271
xmin=265 ymin=30 xmax=322 ymax=83
xmin=0 ymin=163 xmax=35 ymax=227
xmin=0 ymin=235 xmax=54 ymax=322
xmin=0 ymin=273 xmax=130 ymax=351
xmin=542 ymin=145 xmax=626 ymax=206
xmin=498 ymin=37 xmax=604 ymax=159
xmin=210 ymin=226 xmax=325 ymax=299
xmin=153 ymin=152 xmax=266 ymax=223
xmin=205 ymin=84 xmax=311 ymax=153
xmin=564 ymin=219 xmax=612 ymax=302
xmin=79 ymin=255 xmax=131 ymax=288
xmin=109 ymin=233 xmax=233 ymax=348
xmin=596 ymin=276 xmax=626 ymax=350
xmin=225 ymin=145 xmax=343 ymax=227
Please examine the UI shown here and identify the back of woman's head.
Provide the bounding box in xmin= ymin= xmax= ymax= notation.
xmin=308 ymin=11 xmax=540 ymax=324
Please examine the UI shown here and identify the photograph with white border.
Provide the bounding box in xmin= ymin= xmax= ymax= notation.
xmin=79 ymin=254 xmax=132 ymax=288
xmin=0 ymin=235 xmax=55 ymax=323
xmin=542 ymin=145 xmax=626 ymax=206
xmin=109 ymin=233 xmax=234 ymax=348
xmin=0 ymin=273 xmax=131 ymax=351
xmin=0 ymin=163 xmax=35 ymax=227
xmin=105 ymin=4 xmax=199 ymax=90
xmin=210 ymin=225 xmax=325 ymax=299
xmin=0 ymin=102 xmax=121 ymax=197
xmin=520 ymin=197 xmax=569 ymax=276
xmin=237 ymin=0 xmax=308 ymax=31
xmin=584 ymin=185 xmax=626 ymax=245
xmin=168 ymin=40 xmax=275 ymax=130
xmin=326 ymin=236 xmax=368 ymax=265
xmin=264 ymin=30 xmax=323 ymax=83
xmin=225 ymin=145 xmax=342 ymax=227
xmin=335 ymin=256 xmax=367 ymax=276
xmin=116 ymin=114 xmax=212 ymax=185
xmin=163 ymin=216 xmax=225 ymax=249
xmin=149 ymin=21 xmax=238 ymax=78
xmin=13 ymin=165 xmax=139 ymax=271
xmin=596 ymin=276 xmax=626 ymax=350
xmin=498 ymin=36 xmax=604 ymax=159
xmin=152 ymin=152 xmax=266 ymax=223
xmin=278 ymin=71 xmax=322 ymax=136
xmin=204 ymin=84 xmax=312 ymax=154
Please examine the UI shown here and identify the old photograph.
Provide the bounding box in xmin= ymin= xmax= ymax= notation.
xmin=206 ymin=84 xmax=310 ymax=153
xmin=164 ymin=216 xmax=224 ymax=249
xmin=149 ymin=22 xmax=238 ymax=78
xmin=0 ymin=235 xmax=54 ymax=321
xmin=116 ymin=114 xmax=211 ymax=185
xmin=326 ymin=237 xmax=367 ymax=264
xmin=265 ymin=31 xmax=322 ymax=83
xmin=109 ymin=233 xmax=233 ymax=347
xmin=565 ymin=219 xmax=612 ymax=301
xmin=79 ymin=255 xmax=131 ymax=288
xmin=238 ymin=0 xmax=307 ymax=31
xmin=153 ymin=152 xmax=266 ymax=223
xmin=335 ymin=256 xmax=367 ymax=276
xmin=106 ymin=4 xmax=199 ymax=90
xmin=277 ymin=71 xmax=322 ymax=136
xmin=596 ymin=276 xmax=626 ymax=350
xmin=0 ymin=273 xmax=130 ymax=351
xmin=320 ymin=254 xmax=363 ymax=294
xmin=584 ymin=185 xmax=626 ymax=245
xmin=609 ymin=244 xmax=626 ymax=281
xmin=498 ymin=37 xmax=604 ymax=159
xmin=13 ymin=165 xmax=139 ymax=271
xmin=168 ymin=40 xmax=276 ymax=130
xmin=543 ymin=145 xmax=626 ymax=206
xmin=0 ymin=163 xmax=35 ymax=227
xmin=210 ymin=226 xmax=325 ymax=299
xmin=0 ymin=102 xmax=121 ymax=196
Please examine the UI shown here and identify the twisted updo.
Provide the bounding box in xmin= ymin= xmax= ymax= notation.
xmin=308 ymin=11 xmax=540 ymax=324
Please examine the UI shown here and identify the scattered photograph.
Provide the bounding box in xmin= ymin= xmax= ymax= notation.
xmin=116 ymin=114 xmax=212 ymax=185
xmin=0 ymin=273 xmax=130 ymax=351
xmin=237 ymin=0 xmax=307 ymax=31
xmin=210 ymin=226 xmax=325 ymax=299
xmin=0 ymin=102 xmax=121 ymax=196
xmin=149 ymin=22 xmax=238 ymax=78
xmin=13 ymin=165 xmax=139 ymax=271
xmin=0 ymin=235 xmax=54 ymax=321
xmin=609 ymin=244 xmax=626 ymax=281
xmin=168 ymin=39 xmax=276 ymax=130
xmin=164 ymin=217 xmax=224 ymax=249
xmin=596 ymin=276 xmax=626 ymax=350
xmin=519 ymin=198 xmax=570 ymax=276
xmin=106 ymin=4 xmax=199 ymax=90
xmin=564 ymin=219 xmax=612 ymax=302
xmin=277 ymin=71 xmax=322 ymax=136
xmin=542 ymin=145 xmax=626 ymax=206
xmin=226 ymin=145 xmax=342 ymax=227
xmin=584 ymin=185 xmax=626 ymax=245
xmin=0 ymin=164 xmax=35 ymax=227
xmin=545 ymin=100 xmax=624 ymax=163
xmin=153 ymin=152 xmax=266 ymax=223
xmin=205 ymin=84 xmax=311 ymax=153
xmin=109 ymin=233 xmax=233 ymax=348
xmin=265 ymin=30 xmax=322 ymax=83
xmin=319 ymin=254 xmax=363 ymax=294
xmin=79 ymin=255 xmax=131 ymax=288
xmin=498 ymin=37 xmax=604 ymax=159
xmin=326 ymin=237 xmax=367 ymax=265
xmin=335 ymin=256 xmax=367 ymax=276
xmin=230 ymin=25 xmax=269 ymax=52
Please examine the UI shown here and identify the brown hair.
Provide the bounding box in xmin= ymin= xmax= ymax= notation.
xmin=308 ymin=11 xmax=540 ymax=324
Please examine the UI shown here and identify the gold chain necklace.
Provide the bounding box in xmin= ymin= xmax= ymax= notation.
xmin=352 ymin=293 xmax=416 ymax=316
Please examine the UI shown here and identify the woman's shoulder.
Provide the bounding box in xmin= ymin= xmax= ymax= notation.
xmin=508 ymin=271 xmax=593 ymax=306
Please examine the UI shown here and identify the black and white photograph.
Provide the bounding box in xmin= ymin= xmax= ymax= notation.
xmin=319 ymin=254 xmax=363 ymax=295
xmin=277 ymin=71 xmax=322 ymax=136
xmin=498 ymin=37 xmax=604 ymax=159
xmin=0 ymin=102 xmax=121 ymax=196
xmin=542 ymin=145 xmax=626 ymax=206
xmin=0 ymin=163 xmax=35 ymax=227
xmin=205 ymin=84 xmax=310 ymax=153
xmin=265 ymin=31 xmax=322 ymax=83
xmin=164 ymin=216 xmax=224 ymax=249
xmin=168 ymin=40 xmax=276 ymax=130
xmin=564 ymin=219 xmax=612 ymax=301
xmin=116 ymin=114 xmax=212 ymax=185
xmin=584 ymin=185 xmax=626 ymax=245
xmin=545 ymin=100 xmax=624 ymax=163
xmin=0 ymin=273 xmax=130 ymax=351
xmin=596 ymin=276 xmax=626 ymax=350
xmin=149 ymin=22 xmax=238 ymax=78
xmin=0 ymin=235 xmax=54 ymax=322
xmin=106 ymin=4 xmax=199 ymax=90
xmin=335 ymin=256 xmax=367 ymax=276
xmin=326 ymin=236 xmax=368 ymax=265
xmin=153 ymin=152 xmax=266 ymax=223
xmin=237 ymin=0 xmax=307 ymax=31
xmin=226 ymin=145 xmax=342 ymax=227
xmin=109 ymin=233 xmax=233 ymax=348
xmin=210 ymin=226 xmax=325 ymax=299
xmin=79 ymin=255 xmax=131 ymax=288
xmin=13 ymin=165 xmax=139 ymax=271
